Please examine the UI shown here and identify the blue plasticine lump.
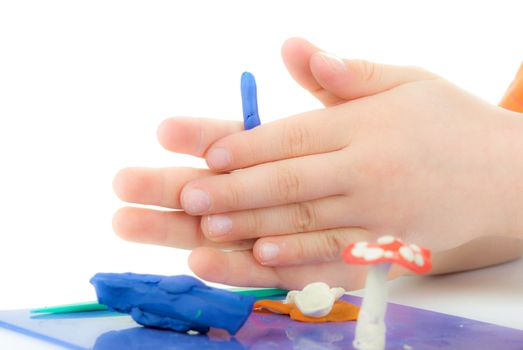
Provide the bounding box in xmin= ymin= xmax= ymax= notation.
xmin=90 ymin=273 xmax=255 ymax=335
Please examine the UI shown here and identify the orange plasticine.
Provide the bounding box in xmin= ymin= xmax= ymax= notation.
xmin=500 ymin=63 xmax=523 ymax=113
xmin=253 ymin=299 xmax=359 ymax=323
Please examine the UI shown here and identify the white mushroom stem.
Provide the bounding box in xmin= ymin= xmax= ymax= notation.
xmin=353 ymin=263 xmax=390 ymax=350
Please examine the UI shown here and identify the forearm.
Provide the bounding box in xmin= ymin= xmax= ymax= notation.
xmin=389 ymin=236 xmax=523 ymax=279
xmin=427 ymin=110 xmax=523 ymax=273
xmin=495 ymin=110 xmax=523 ymax=240
xmin=429 ymin=236 xmax=523 ymax=275
xmin=511 ymin=119 xmax=523 ymax=239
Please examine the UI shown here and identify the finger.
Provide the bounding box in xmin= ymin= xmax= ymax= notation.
xmin=113 ymin=167 xmax=212 ymax=209
xmin=189 ymin=247 xmax=280 ymax=287
xmin=205 ymin=107 xmax=350 ymax=171
xmin=157 ymin=117 xmax=243 ymax=156
xmin=182 ymin=150 xmax=351 ymax=215
xmin=201 ymin=196 xmax=365 ymax=242
xmin=281 ymin=37 xmax=344 ymax=106
xmin=309 ymin=53 xmax=438 ymax=101
xmin=112 ymin=206 xmax=254 ymax=250
xmin=189 ymin=247 xmax=370 ymax=290
xmin=252 ymin=228 xmax=374 ymax=266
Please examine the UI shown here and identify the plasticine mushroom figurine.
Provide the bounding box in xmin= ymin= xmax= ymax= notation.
xmin=343 ymin=236 xmax=432 ymax=350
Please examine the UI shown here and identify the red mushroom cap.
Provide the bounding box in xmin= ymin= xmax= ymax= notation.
xmin=343 ymin=236 xmax=432 ymax=274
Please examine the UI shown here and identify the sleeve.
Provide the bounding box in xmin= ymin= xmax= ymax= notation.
xmin=500 ymin=63 xmax=523 ymax=113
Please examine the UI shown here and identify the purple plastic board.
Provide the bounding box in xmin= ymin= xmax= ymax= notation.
xmin=1 ymin=296 xmax=522 ymax=349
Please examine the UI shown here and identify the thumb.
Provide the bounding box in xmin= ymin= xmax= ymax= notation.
xmin=281 ymin=37 xmax=344 ymax=106
xmin=281 ymin=37 xmax=437 ymax=106
xmin=309 ymin=52 xmax=437 ymax=101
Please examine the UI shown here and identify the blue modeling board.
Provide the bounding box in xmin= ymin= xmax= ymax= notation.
xmin=1 ymin=296 xmax=522 ymax=350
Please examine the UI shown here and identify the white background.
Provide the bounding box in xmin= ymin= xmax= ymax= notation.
xmin=0 ymin=0 xmax=522 ymax=313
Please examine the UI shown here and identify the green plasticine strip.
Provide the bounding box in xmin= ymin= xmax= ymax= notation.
xmin=230 ymin=288 xmax=289 ymax=298
xmin=30 ymin=288 xmax=289 ymax=315
xmin=30 ymin=301 xmax=108 ymax=314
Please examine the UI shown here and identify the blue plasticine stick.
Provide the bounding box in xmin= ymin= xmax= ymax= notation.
xmin=241 ymin=72 xmax=261 ymax=129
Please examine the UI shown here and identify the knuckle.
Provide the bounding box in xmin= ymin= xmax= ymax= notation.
xmin=225 ymin=180 xmax=245 ymax=211
xmin=291 ymin=237 xmax=310 ymax=262
xmin=236 ymin=136 xmax=258 ymax=169
xmin=273 ymin=165 xmax=301 ymax=202
xmin=291 ymin=202 xmax=317 ymax=233
xmin=291 ymin=231 xmax=345 ymax=264
xmin=281 ymin=120 xmax=311 ymax=156
xmin=247 ymin=209 xmax=264 ymax=235
xmin=321 ymin=232 xmax=346 ymax=261
xmin=356 ymin=59 xmax=382 ymax=83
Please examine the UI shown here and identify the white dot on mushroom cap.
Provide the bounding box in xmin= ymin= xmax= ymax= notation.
xmin=384 ymin=250 xmax=394 ymax=258
xmin=399 ymin=246 xmax=414 ymax=262
xmin=409 ymin=244 xmax=421 ymax=252
xmin=414 ymin=254 xmax=425 ymax=266
xmin=363 ymin=247 xmax=384 ymax=261
xmin=351 ymin=246 xmax=366 ymax=258
xmin=350 ymin=242 xmax=368 ymax=258
xmin=354 ymin=241 xmax=368 ymax=249
xmin=377 ymin=235 xmax=395 ymax=245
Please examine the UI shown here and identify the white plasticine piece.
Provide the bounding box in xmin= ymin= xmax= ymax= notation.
xmin=399 ymin=246 xmax=414 ymax=262
xmin=294 ymin=282 xmax=335 ymax=318
xmin=330 ymin=287 xmax=346 ymax=300
xmin=377 ymin=235 xmax=395 ymax=245
xmin=409 ymin=244 xmax=421 ymax=252
xmin=285 ymin=290 xmax=299 ymax=304
xmin=384 ymin=250 xmax=394 ymax=258
xmin=414 ymin=254 xmax=425 ymax=267
xmin=363 ymin=247 xmax=384 ymax=261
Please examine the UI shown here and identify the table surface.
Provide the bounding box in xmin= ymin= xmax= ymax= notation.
xmin=1 ymin=257 xmax=522 ymax=349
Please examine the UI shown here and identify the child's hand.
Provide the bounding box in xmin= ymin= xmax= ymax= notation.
xmin=113 ymin=38 xmax=523 ymax=289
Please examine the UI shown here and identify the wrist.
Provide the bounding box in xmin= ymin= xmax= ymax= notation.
xmin=492 ymin=110 xmax=523 ymax=239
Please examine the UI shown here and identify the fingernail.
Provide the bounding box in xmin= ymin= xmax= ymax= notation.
xmin=316 ymin=51 xmax=346 ymax=72
xmin=206 ymin=215 xmax=232 ymax=237
xmin=207 ymin=148 xmax=231 ymax=170
xmin=258 ymin=242 xmax=280 ymax=262
xmin=182 ymin=188 xmax=211 ymax=214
